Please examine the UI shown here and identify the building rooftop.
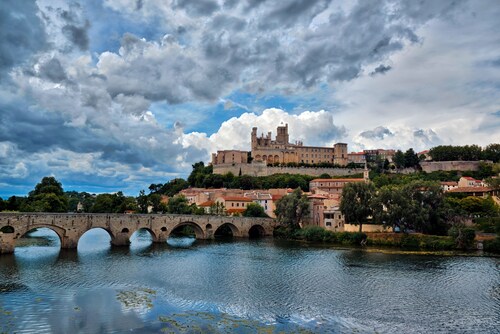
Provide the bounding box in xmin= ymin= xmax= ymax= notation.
xmin=448 ymin=187 xmax=492 ymax=193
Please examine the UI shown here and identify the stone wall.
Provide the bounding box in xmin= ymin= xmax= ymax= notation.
xmin=344 ymin=223 xmax=393 ymax=233
xmin=213 ymin=162 xmax=364 ymax=177
xmin=420 ymin=161 xmax=485 ymax=172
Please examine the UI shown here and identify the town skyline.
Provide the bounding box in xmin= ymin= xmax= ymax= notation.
xmin=1 ymin=0 xmax=499 ymax=197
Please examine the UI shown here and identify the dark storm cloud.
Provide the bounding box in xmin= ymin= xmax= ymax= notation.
xmin=97 ymin=0 xmax=467 ymax=104
xmin=258 ymin=0 xmax=331 ymax=30
xmin=0 ymin=1 xmax=47 ymax=80
xmin=39 ymin=58 xmax=67 ymax=82
xmin=359 ymin=126 xmax=394 ymax=140
xmin=55 ymin=4 xmax=90 ymax=51
xmin=0 ymin=103 xmax=113 ymax=154
xmin=136 ymin=0 xmax=144 ymax=11
xmin=173 ymin=0 xmax=220 ymax=17
xmin=211 ymin=14 xmax=247 ymax=31
xmin=62 ymin=22 xmax=90 ymax=51
xmin=370 ymin=64 xmax=392 ymax=76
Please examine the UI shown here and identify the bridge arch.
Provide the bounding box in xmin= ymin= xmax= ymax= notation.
xmin=77 ymin=227 xmax=115 ymax=248
xmin=170 ymin=222 xmax=204 ymax=239
xmin=19 ymin=225 xmax=66 ymax=245
xmin=214 ymin=223 xmax=241 ymax=237
xmin=249 ymin=224 xmax=266 ymax=238
xmin=130 ymin=227 xmax=158 ymax=242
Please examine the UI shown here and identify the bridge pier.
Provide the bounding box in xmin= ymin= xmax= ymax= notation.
xmin=111 ymin=232 xmax=131 ymax=247
xmin=61 ymin=236 xmax=79 ymax=249
xmin=0 ymin=232 xmax=15 ymax=254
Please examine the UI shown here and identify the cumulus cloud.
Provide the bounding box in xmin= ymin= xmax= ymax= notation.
xmin=0 ymin=0 xmax=499 ymax=197
xmin=0 ymin=1 xmax=47 ymax=80
xmin=182 ymin=108 xmax=347 ymax=155
xmin=352 ymin=126 xmax=442 ymax=151
xmin=359 ymin=126 xmax=394 ymax=140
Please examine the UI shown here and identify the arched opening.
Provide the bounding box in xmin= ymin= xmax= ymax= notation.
xmin=15 ymin=227 xmax=62 ymax=261
xmin=167 ymin=222 xmax=203 ymax=248
xmin=161 ymin=226 xmax=167 ymax=232
xmin=214 ymin=223 xmax=240 ymax=238
xmin=121 ymin=228 xmax=130 ymax=233
xmin=18 ymin=227 xmax=62 ymax=247
xmin=0 ymin=226 xmax=14 ymax=233
xmin=130 ymin=228 xmax=156 ymax=249
xmin=248 ymin=225 xmax=266 ymax=238
xmin=77 ymin=227 xmax=114 ymax=253
xmin=206 ymin=224 xmax=212 ymax=230
xmin=274 ymin=155 xmax=280 ymax=164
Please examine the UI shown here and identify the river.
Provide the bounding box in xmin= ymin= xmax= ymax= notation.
xmin=0 ymin=228 xmax=498 ymax=333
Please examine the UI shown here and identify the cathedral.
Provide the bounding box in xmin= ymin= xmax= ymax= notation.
xmin=212 ymin=124 xmax=348 ymax=166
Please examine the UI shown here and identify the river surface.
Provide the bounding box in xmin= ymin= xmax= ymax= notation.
xmin=0 ymin=228 xmax=499 ymax=334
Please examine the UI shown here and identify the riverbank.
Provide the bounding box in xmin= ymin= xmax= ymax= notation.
xmin=274 ymin=226 xmax=500 ymax=255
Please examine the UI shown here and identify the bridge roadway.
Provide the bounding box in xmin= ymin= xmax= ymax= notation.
xmin=0 ymin=213 xmax=277 ymax=254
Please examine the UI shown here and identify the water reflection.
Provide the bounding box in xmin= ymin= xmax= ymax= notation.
xmin=0 ymin=229 xmax=498 ymax=333
xmin=167 ymin=236 xmax=196 ymax=248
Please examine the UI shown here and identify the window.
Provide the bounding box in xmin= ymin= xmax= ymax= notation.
xmin=326 ymin=222 xmax=332 ymax=226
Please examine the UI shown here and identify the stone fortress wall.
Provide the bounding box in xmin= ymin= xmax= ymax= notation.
xmin=213 ymin=161 xmax=364 ymax=177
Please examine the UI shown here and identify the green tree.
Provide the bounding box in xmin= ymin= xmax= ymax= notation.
xmin=242 ymin=202 xmax=269 ymax=217
xmin=91 ymin=194 xmax=115 ymax=213
xmin=340 ymin=182 xmax=376 ymax=232
xmin=274 ymin=188 xmax=310 ymax=230
xmin=26 ymin=176 xmax=68 ymax=212
xmin=374 ymin=181 xmax=445 ymax=234
xmin=137 ymin=190 xmax=149 ymax=213
xmin=188 ymin=162 xmax=213 ymax=187
xmin=149 ymin=193 xmax=164 ymax=213
xmin=0 ymin=197 xmax=5 ymax=211
xmin=404 ymin=148 xmax=419 ymax=168
xmin=482 ymin=143 xmax=500 ymax=162
xmin=393 ymin=150 xmax=405 ymax=169
xmin=167 ymin=195 xmax=192 ymax=214
xmin=6 ymin=196 xmax=26 ymax=211
xmin=209 ymin=202 xmax=226 ymax=215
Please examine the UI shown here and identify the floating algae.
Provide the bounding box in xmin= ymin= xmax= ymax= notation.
xmin=158 ymin=311 xmax=317 ymax=334
xmin=116 ymin=288 xmax=157 ymax=310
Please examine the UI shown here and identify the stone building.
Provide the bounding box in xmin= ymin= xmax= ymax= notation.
xmin=211 ymin=150 xmax=248 ymax=165
xmin=249 ymin=123 xmax=348 ymax=166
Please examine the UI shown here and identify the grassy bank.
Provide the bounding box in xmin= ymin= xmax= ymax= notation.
xmin=275 ymin=226 xmax=500 ymax=252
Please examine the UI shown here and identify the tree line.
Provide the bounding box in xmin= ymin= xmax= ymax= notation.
xmin=429 ymin=144 xmax=499 ymax=162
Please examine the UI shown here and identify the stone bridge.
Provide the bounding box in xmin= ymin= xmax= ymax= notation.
xmin=0 ymin=213 xmax=277 ymax=254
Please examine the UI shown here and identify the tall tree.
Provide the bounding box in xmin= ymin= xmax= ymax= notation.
xmin=242 ymin=202 xmax=269 ymax=218
xmin=373 ymin=181 xmax=445 ymax=234
xmin=274 ymin=188 xmax=310 ymax=230
xmin=482 ymin=143 xmax=500 ymax=162
xmin=404 ymin=148 xmax=419 ymax=168
xmin=167 ymin=195 xmax=192 ymax=214
xmin=340 ymin=182 xmax=375 ymax=232
xmin=393 ymin=150 xmax=405 ymax=169
xmin=137 ymin=190 xmax=149 ymax=213
xmin=26 ymin=176 xmax=68 ymax=212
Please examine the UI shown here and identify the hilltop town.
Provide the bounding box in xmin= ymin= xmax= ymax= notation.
xmin=2 ymin=124 xmax=498 ymax=245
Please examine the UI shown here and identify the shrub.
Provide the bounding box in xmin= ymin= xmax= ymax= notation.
xmin=448 ymin=226 xmax=476 ymax=249
xmin=400 ymin=234 xmax=420 ymax=249
xmin=483 ymin=238 xmax=500 ymax=253
xmin=474 ymin=217 xmax=500 ymax=233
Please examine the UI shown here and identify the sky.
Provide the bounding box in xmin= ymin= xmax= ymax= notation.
xmin=0 ymin=0 xmax=499 ymax=198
